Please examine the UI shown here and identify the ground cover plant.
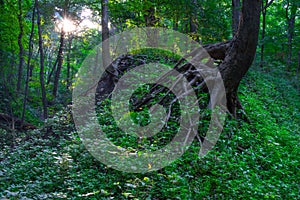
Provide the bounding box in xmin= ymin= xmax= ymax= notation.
xmin=1 ymin=56 xmax=299 ymax=199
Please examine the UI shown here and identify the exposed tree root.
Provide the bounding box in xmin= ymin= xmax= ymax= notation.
xmin=95 ymin=39 xmax=251 ymax=122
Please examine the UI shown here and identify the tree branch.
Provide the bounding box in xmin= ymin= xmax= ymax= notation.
xmin=263 ymin=0 xmax=274 ymax=10
xmin=203 ymin=40 xmax=232 ymax=60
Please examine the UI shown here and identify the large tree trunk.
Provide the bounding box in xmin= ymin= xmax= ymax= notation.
xmin=220 ymin=0 xmax=261 ymax=117
xmin=231 ymin=0 xmax=241 ymax=36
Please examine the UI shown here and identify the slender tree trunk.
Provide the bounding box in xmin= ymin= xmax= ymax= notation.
xmin=17 ymin=0 xmax=24 ymax=91
xmin=36 ymin=0 xmax=48 ymax=119
xmin=286 ymin=2 xmax=296 ymax=70
xmin=231 ymin=0 xmax=241 ymax=36
xmin=190 ymin=0 xmax=197 ymax=33
xmin=190 ymin=0 xmax=199 ymax=42
xmin=296 ymin=51 xmax=300 ymax=80
xmin=53 ymin=30 xmax=65 ymax=97
xmin=260 ymin=2 xmax=266 ymax=67
xmin=66 ymin=36 xmax=73 ymax=89
xmin=144 ymin=5 xmax=156 ymax=27
xmin=190 ymin=17 xmax=197 ymax=33
xmin=29 ymin=65 xmax=33 ymax=78
xmin=94 ymin=44 xmax=100 ymax=75
xmin=143 ymin=4 xmax=158 ymax=47
xmin=47 ymin=57 xmax=58 ymax=85
xmin=260 ymin=0 xmax=274 ymax=68
xmin=21 ymin=3 xmax=36 ymax=123
xmin=46 ymin=42 xmax=56 ymax=83
xmin=102 ymin=0 xmax=111 ymax=68
xmin=173 ymin=15 xmax=178 ymax=31
xmin=297 ymin=49 xmax=300 ymax=89
xmin=53 ymin=1 xmax=69 ymax=98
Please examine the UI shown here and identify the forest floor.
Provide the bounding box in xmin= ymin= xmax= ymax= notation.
xmin=0 ymin=63 xmax=299 ymax=199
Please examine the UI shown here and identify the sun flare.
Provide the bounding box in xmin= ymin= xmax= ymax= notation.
xmin=56 ymin=18 xmax=76 ymax=33
xmin=55 ymin=12 xmax=100 ymax=35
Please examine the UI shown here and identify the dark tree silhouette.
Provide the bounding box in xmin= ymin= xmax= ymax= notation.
xmin=21 ymin=2 xmax=36 ymax=123
xmin=260 ymin=0 xmax=274 ymax=67
xmin=218 ymin=0 xmax=261 ymax=117
xmin=285 ymin=0 xmax=297 ymax=69
xmin=53 ymin=1 xmax=68 ymax=98
xmin=102 ymin=0 xmax=110 ymax=68
xmin=36 ymin=0 xmax=48 ymax=119
xmin=16 ymin=0 xmax=24 ymax=91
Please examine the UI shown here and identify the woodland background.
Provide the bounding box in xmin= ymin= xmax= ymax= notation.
xmin=0 ymin=0 xmax=299 ymax=199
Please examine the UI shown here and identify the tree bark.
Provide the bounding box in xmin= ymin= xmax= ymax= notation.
xmin=232 ymin=0 xmax=241 ymax=36
xmin=47 ymin=57 xmax=58 ymax=85
xmin=66 ymin=36 xmax=73 ymax=89
xmin=260 ymin=0 xmax=274 ymax=68
xmin=53 ymin=30 xmax=65 ymax=98
xmin=53 ymin=1 xmax=69 ymax=98
xmin=144 ymin=4 xmax=156 ymax=27
xmin=297 ymin=49 xmax=300 ymax=89
xmin=17 ymin=0 xmax=24 ymax=91
xmin=173 ymin=15 xmax=178 ymax=31
xmin=286 ymin=1 xmax=297 ymax=70
xmin=143 ymin=4 xmax=159 ymax=47
xmin=102 ymin=0 xmax=111 ymax=68
xmin=260 ymin=1 xmax=266 ymax=67
xmin=36 ymin=0 xmax=48 ymax=119
xmin=203 ymin=41 xmax=231 ymax=60
xmin=220 ymin=0 xmax=261 ymax=117
xmin=21 ymin=2 xmax=35 ymax=124
xmin=189 ymin=0 xmax=198 ymax=41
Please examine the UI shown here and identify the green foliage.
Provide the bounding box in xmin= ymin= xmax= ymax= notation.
xmin=2 ymin=0 xmax=297 ymax=124
xmin=96 ymin=50 xmax=181 ymax=151
xmin=258 ymin=0 xmax=300 ymax=71
xmin=130 ymin=47 xmax=182 ymax=63
xmin=1 ymin=64 xmax=299 ymax=199
xmin=0 ymin=0 xmax=299 ymax=199
xmin=109 ymin=0 xmax=231 ymax=41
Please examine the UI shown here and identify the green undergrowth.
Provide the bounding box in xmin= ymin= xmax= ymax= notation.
xmin=1 ymin=64 xmax=299 ymax=199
